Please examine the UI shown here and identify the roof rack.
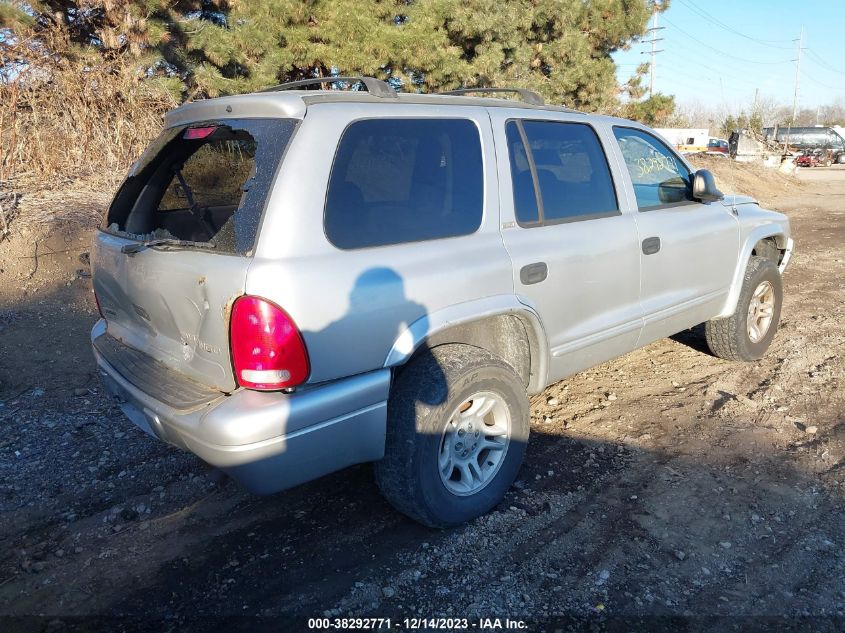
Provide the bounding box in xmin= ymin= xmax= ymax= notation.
xmin=260 ymin=76 xmax=397 ymax=99
xmin=441 ymin=87 xmax=545 ymax=106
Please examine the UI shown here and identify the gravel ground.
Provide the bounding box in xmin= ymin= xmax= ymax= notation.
xmin=0 ymin=167 xmax=843 ymax=632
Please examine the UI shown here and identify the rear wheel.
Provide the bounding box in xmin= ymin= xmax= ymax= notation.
xmin=374 ymin=344 xmax=529 ymax=528
xmin=705 ymin=256 xmax=782 ymax=361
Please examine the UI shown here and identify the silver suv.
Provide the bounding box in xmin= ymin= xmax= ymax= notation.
xmin=92 ymin=77 xmax=793 ymax=527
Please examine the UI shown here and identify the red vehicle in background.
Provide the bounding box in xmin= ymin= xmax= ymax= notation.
xmin=795 ymin=149 xmax=832 ymax=168
xmin=707 ymin=137 xmax=729 ymax=155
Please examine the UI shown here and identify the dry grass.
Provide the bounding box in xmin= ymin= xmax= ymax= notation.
xmin=0 ymin=30 xmax=178 ymax=238
xmin=0 ymin=30 xmax=176 ymax=197
xmin=12 ymin=190 xmax=112 ymax=231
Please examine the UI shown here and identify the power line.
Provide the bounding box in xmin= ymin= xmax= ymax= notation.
xmin=676 ymin=0 xmax=794 ymax=49
xmin=804 ymin=48 xmax=845 ymax=77
xmin=644 ymin=52 xmax=842 ymax=105
xmin=628 ymin=36 xmax=777 ymax=101
xmin=656 ymin=50 xmax=770 ymax=86
xmin=620 ymin=8 xmax=845 ymax=107
xmin=802 ymin=70 xmax=845 ymax=92
xmin=663 ymin=61 xmax=748 ymax=87
xmin=657 ymin=71 xmax=750 ymax=96
xmin=670 ymin=4 xmax=845 ymax=91
xmin=658 ymin=66 xmax=752 ymax=96
xmin=662 ymin=17 xmax=793 ymax=65
xmin=663 ymin=29 xmax=844 ymax=95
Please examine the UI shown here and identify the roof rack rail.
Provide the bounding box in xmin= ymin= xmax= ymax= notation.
xmin=260 ymin=76 xmax=397 ymax=98
xmin=441 ymin=87 xmax=545 ymax=106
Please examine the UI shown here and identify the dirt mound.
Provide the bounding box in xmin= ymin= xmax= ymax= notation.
xmin=0 ymin=192 xmax=102 ymax=399
xmin=688 ymin=155 xmax=803 ymax=207
xmin=0 ymin=222 xmax=97 ymax=302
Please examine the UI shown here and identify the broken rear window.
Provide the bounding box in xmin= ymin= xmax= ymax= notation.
xmin=104 ymin=118 xmax=297 ymax=254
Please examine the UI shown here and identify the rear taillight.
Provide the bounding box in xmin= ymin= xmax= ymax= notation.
xmin=230 ymin=296 xmax=309 ymax=391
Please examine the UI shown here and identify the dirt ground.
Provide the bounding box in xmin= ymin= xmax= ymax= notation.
xmin=0 ymin=163 xmax=843 ymax=631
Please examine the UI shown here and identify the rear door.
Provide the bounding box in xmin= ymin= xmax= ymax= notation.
xmin=490 ymin=110 xmax=643 ymax=383
xmin=93 ymin=118 xmax=297 ymax=392
xmin=609 ymin=125 xmax=739 ymax=344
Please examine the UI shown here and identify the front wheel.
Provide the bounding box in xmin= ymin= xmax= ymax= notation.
xmin=705 ymin=256 xmax=783 ymax=361
xmin=374 ymin=344 xmax=529 ymax=528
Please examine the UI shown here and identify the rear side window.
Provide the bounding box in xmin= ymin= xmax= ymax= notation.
xmin=324 ymin=118 xmax=483 ymax=249
xmin=612 ymin=126 xmax=693 ymax=210
xmin=505 ymin=120 xmax=619 ymax=226
xmin=105 ymin=119 xmax=296 ymax=254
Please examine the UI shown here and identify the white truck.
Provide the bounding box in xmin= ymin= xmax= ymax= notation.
xmin=654 ymin=128 xmax=709 ymax=153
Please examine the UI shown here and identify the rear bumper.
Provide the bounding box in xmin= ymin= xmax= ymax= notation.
xmin=92 ymin=321 xmax=389 ymax=494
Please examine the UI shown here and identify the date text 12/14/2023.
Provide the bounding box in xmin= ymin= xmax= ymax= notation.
xmin=307 ymin=617 xmax=528 ymax=630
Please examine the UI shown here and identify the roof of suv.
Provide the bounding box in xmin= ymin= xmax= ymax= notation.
xmin=298 ymin=90 xmax=580 ymax=112
xmin=164 ymin=88 xmax=633 ymax=129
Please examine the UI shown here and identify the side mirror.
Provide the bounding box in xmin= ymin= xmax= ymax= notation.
xmin=693 ymin=169 xmax=724 ymax=202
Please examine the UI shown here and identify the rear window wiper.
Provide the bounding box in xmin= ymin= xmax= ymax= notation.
xmin=121 ymin=239 xmax=217 ymax=254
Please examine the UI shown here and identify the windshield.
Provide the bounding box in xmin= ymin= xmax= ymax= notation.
xmin=104 ymin=118 xmax=297 ymax=254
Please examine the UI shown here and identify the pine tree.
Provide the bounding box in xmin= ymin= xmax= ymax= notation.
xmin=2 ymin=0 xmax=667 ymax=112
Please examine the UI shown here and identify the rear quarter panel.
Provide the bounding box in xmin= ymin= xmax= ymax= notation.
xmin=248 ymin=102 xmax=514 ymax=384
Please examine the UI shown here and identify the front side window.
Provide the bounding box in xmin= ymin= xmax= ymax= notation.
xmin=324 ymin=118 xmax=483 ymax=249
xmin=613 ymin=127 xmax=694 ymax=211
xmin=505 ymin=120 xmax=619 ymax=225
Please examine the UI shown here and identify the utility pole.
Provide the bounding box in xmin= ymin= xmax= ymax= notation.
xmin=643 ymin=4 xmax=665 ymax=99
xmin=792 ymin=26 xmax=803 ymax=124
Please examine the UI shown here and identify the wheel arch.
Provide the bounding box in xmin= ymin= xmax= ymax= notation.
xmin=383 ymin=295 xmax=550 ymax=395
xmin=717 ymin=225 xmax=790 ymax=318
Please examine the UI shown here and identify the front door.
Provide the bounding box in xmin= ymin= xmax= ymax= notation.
xmin=609 ymin=126 xmax=739 ymax=345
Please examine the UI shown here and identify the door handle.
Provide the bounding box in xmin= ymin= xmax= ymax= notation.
xmin=520 ymin=262 xmax=548 ymax=285
xmin=642 ymin=236 xmax=661 ymax=255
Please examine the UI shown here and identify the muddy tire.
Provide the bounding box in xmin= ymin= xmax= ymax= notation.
xmin=374 ymin=344 xmax=529 ymax=528
xmin=705 ymin=257 xmax=782 ymax=361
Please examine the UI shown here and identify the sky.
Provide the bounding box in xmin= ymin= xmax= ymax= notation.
xmin=612 ymin=0 xmax=845 ymax=111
